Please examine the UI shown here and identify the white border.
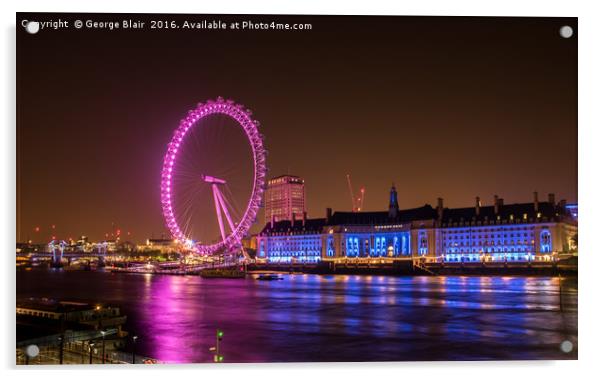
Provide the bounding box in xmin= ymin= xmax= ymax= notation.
xmin=3 ymin=1 xmax=601 ymax=378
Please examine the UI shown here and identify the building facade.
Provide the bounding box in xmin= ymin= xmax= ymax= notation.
xmin=256 ymin=187 xmax=577 ymax=264
xmin=264 ymin=175 xmax=306 ymax=225
xmin=256 ymin=216 xmax=324 ymax=263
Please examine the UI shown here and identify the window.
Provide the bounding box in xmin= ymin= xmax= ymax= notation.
xmin=419 ymin=231 xmax=428 ymax=255
xmin=540 ymin=229 xmax=552 ymax=252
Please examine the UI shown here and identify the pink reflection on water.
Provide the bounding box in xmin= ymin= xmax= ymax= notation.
xmin=140 ymin=276 xmax=188 ymax=363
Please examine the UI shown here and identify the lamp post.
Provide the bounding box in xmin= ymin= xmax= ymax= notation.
xmin=58 ymin=335 xmax=64 ymax=365
xmin=89 ymin=342 xmax=95 ymax=364
xmin=131 ymin=335 xmax=138 ymax=364
xmin=100 ymin=330 xmax=106 ymax=364
xmin=214 ymin=329 xmax=224 ymax=362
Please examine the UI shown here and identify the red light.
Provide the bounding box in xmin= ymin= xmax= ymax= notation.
xmin=51 ymin=225 xmax=56 ymax=229
xmin=34 ymin=227 xmax=40 ymax=232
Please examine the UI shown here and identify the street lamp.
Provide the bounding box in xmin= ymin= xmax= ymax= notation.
xmin=214 ymin=329 xmax=224 ymax=363
xmin=132 ymin=335 xmax=138 ymax=364
xmin=100 ymin=330 xmax=106 ymax=364
xmin=58 ymin=336 xmax=64 ymax=365
xmin=89 ymin=342 xmax=95 ymax=364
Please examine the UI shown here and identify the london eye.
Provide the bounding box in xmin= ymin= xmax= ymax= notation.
xmin=160 ymin=97 xmax=267 ymax=255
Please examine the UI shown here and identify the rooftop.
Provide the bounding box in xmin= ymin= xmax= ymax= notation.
xmin=16 ymin=298 xmax=96 ymax=313
xmin=260 ymin=218 xmax=326 ymax=234
xmin=441 ymin=201 xmax=559 ymax=223
xmin=330 ymin=205 xmax=437 ymax=225
xmin=259 ymin=199 xmax=574 ymax=235
xmin=267 ymin=175 xmax=304 ymax=184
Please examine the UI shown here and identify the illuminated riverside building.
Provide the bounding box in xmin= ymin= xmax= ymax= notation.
xmin=256 ymin=187 xmax=577 ymax=263
xmin=264 ymin=175 xmax=306 ymax=224
xmin=256 ymin=214 xmax=325 ymax=263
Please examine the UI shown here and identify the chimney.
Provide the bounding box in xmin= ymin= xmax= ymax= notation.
xmin=499 ymin=198 xmax=504 ymax=206
xmin=437 ymin=198 xmax=444 ymax=220
xmin=494 ymin=195 xmax=499 ymax=215
xmin=291 ymin=212 xmax=296 ymax=224
xmin=533 ymin=191 xmax=539 ymax=212
xmin=270 ymin=214 xmax=275 ymax=228
xmin=302 ymin=211 xmax=307 ymax=227
xmin=326 ymin=208 xmax=333 ymax=223
xmin=475 ymin=196 xmax=481 ymax=216
xmin=548 ymin=193 xmax=556 ymax=206
xmin=388 ymin=184 xmax=399 ymax=219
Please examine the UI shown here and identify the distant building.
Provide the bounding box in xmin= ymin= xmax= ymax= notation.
xmin=241 ymin=235 xmax=257 ymax=250
xmin=104 ymin=239 xmax=118 ymax=252
xmin=137 ymin=238 xmax=178 ymax=253
xmin=264 ymin=175 xmax=306 ymax=224
xmin=16 ymin=242 xmax=46 ymax=254
xmin=256 ymin=187 xmax=578 ymax=264
xmin=75 ymin=235 xmax=93 ymax=252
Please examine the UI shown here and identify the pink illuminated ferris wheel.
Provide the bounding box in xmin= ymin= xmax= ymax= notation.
xmin=160 ymin=97 xmax=266 ymax=255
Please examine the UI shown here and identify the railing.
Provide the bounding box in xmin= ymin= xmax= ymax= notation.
xmin=16 ymin=341 xmax=158 ymax=365
xmin=16 ymin=329 xmax=118 ymax=349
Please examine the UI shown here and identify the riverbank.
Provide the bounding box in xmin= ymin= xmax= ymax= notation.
xmin=247 ymin=259 xmax=578 ymax=277
xmin=27 ymin=263 xmax=577 ymax=278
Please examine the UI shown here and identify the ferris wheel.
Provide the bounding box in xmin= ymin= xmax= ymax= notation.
xmin=160 ymin=97 xmax=267 ymax=255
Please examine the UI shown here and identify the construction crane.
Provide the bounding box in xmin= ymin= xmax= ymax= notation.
xmin=346 ymin=174 xmax=365 ymax=212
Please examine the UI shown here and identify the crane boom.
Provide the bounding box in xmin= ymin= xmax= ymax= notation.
xmin=347 ymin=175 xmax=366 ymax=212
xmin=359 ymin=187 xmax=365 ymax=212
xmin=346 ymin=174 xmax=356 ymax=211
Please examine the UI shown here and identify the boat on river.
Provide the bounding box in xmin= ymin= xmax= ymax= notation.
xmin=200 ymin=268 xmax=246 ymax=278
xmin=256 ymin=274 xmax=283 ymax=281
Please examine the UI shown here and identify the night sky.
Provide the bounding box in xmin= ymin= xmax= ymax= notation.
xmin=17 ymin=13 xmax=577 ymax=243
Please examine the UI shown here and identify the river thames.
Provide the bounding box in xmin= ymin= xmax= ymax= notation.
xmin=16 ymin=270 xmax=577 ymax=363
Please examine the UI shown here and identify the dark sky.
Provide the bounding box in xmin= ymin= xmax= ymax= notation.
xmin=17 ymin=13 xmax=577 ymax=243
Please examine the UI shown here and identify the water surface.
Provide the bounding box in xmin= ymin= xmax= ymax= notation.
xmin=17 ymin=270 xmax=577 ymax=362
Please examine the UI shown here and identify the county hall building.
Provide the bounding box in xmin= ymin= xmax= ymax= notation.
xmin=256 ymin=186 xmax=578 ymax=264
